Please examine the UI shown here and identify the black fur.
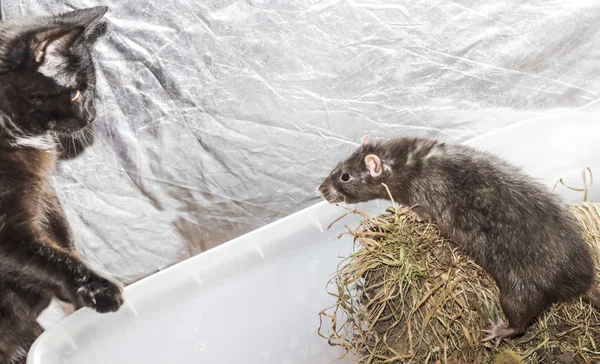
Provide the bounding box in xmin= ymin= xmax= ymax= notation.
xmin=0 ymin=7 xmax=123 ymax=363
xmin=318 ymin=137 xmax=598 ymax=343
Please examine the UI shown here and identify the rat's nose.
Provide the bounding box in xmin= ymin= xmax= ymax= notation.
xmin=316 ymin=184 xmax=322 ymax=196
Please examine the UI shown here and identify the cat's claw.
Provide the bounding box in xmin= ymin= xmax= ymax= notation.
xmin=76 ymin=276 xmax=124 ymax=313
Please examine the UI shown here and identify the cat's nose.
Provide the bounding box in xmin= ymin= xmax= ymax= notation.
xmin=83 ymin=111 xmax=95 ymax=124
xmin=83 ymin=100 xmax=96 ymax=124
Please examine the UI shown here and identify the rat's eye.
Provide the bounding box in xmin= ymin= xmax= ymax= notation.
xmin=340 ymin=172 xmax=352 ymax=182
xmin=70 ymin=89 xmax=81 ymax=102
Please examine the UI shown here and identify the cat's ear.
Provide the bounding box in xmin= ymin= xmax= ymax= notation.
xmin=82 ymin=19 xmax=108 ymax=44
xmin=32 ymin=27 xmax=84 ymax=64
xmin=56 ymin=6 xmax=108 ymax=27
xmin=56 ymin=7 xmax=108 ymax=43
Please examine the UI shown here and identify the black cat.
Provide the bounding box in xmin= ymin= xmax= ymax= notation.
xmin=0 ymin=7 xmax=124 ymax=363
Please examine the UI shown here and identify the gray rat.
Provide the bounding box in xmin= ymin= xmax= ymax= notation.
xmin=317 ymin=136 xmax=599 ymax=345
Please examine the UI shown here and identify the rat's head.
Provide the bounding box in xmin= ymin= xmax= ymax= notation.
xmin=317 ymin=136 xmax=391 ymax=204
xmin=0 ymin=7 xmax=108 ymax=146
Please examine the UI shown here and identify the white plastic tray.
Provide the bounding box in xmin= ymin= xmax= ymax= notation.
xmin=28 ymin=115 xmax=599 ymax=363
xmin=29 ymin=198 xmax=371 ymax=364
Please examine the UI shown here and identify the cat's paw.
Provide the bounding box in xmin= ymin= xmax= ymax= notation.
xmin=76 ymin=276 xmax=124 ymax=313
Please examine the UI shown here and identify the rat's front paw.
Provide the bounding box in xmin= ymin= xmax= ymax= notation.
xmin=76 ymin=275 xmax=124 ymax=313
xmin=407 ymin=209 xmax=424 ymax=223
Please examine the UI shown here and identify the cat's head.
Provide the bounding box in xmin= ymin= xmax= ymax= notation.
xmin=0 ymin=6 xmax=108 ymax=148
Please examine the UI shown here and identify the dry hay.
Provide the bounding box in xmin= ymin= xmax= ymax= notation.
xmin=318 ymin=202 xmax=600 ymax=364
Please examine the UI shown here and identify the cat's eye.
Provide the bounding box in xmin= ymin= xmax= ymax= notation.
xmin=70 ymin=89 xmax=81 ymax=102
xmin=340 ymin=172 xmax=352 ymax=182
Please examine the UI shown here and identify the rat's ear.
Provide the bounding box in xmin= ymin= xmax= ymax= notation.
xmin=361 ymin=135 xmax=370 ymax=146
xmin=365 ymin=154 xmax=383 ymax=177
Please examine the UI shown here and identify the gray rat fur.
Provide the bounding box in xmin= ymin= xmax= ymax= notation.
xmin=317 ymin=136 xmax=599 ymax=345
